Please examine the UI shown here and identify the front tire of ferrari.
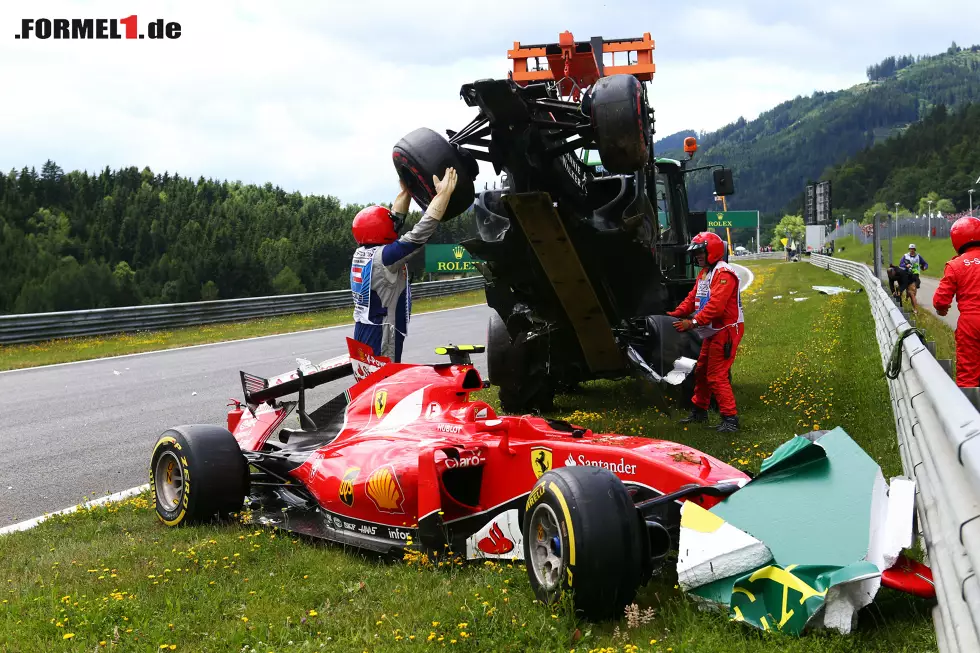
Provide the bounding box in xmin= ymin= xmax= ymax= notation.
xmin=522 ymin=466 xmax=645 ymax=620
xmin=150 ymin=425 xmax=248 ymax=527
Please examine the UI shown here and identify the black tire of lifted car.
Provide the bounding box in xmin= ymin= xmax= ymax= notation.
xmin=589 ymin=74 xmax=650 ymax=174
xmin=150 ymin=425 xmax=248 ymax=527
xmin=488 ymin=318 xmax=555 ymax=414
xmin=392 ymin=127 xmax=478 ymax=221
xmin=522 ymin=466 xmax=646 ymax=621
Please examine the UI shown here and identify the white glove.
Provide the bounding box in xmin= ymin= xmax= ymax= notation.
xmin=426 ymin=168 xmax=458 ymax=221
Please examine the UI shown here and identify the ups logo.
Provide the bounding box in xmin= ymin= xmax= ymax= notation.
xmin=339 ymin=467 xmax=360 ymax=507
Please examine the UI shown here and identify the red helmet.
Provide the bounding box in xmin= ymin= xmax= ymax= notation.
xmin=688 ymin=231 xmax=726 ymax=265
xmin=951 ymin=216 xmax=980 ymax=255
xmin=352 ymin=206 xmax=398 ymax=245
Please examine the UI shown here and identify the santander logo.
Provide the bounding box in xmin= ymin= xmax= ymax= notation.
xmin=477 ymin=522 xmax=514 ymax=555
xmin=564 ymin=453 xmax=637 ymax=475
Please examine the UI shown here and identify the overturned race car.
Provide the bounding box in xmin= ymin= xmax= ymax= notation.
xmin=391 ymin=31 xmax=739 ymax=412
xmin=149 ymin=341 xmax=934 ymax=632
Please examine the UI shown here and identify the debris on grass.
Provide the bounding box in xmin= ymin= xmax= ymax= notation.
xmin=676 ymin=428 xmax=919 ymax=636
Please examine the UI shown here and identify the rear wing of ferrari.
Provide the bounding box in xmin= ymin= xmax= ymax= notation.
xmin=240 ymin=355 xmax=353 ymax=407
xmin=239 ymin=338 xmax=392 ymax=407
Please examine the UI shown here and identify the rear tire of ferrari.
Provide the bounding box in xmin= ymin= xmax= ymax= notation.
xmin=589 ymin=74 xmax=650 ymax=174
xmin=392 ymin=127 xmax=477 ymax=221
xmin=150 ymin=425 xmax=248 ymax=527
xmin=522 ymin=466 xmax=645 ymax=621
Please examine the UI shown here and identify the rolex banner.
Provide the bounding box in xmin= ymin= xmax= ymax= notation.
xmin=424 ymin=244 xmax=482 ymax=274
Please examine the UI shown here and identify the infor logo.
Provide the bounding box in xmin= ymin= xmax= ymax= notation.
xmin=15 ymin=16 xmax=181 ymax=40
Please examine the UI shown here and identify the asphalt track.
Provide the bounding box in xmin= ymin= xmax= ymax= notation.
xmin=0 ymin=265 xmax=751 ymax=526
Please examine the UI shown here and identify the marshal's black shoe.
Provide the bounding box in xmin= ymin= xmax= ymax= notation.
xmin=716 ymin=414 xmax=740 ymax=432
xmin=679 ymin=407 xmax=709 ymax=424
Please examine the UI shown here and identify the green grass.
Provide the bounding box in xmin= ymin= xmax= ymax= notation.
xmin=832 ymin=235 xmax=955 ymax=278
xmin=0 ymin=290 xmax=487 ymax=372
xmin=732 ymin=257 xmax=784 ymax=268
xmin=0 ymin=263 xmax=937 ymax=652
xmin=915 ymin=309 xmax=957 ymax=364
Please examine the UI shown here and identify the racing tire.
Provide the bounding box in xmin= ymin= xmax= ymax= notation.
xmin=392 ymin=127 xmax=477 ymax=221
xmin=522 ymin=466 xmax=645 ymax=621
xmin=150 ymin=425 xmax=248 ymax=527
xmin=487 ymin=315 xmax=555 ymax=414
xmin=589 ymin=75 xmax=651 ymax=174
xmin=486 ymin=312 xmax=513 ymax=389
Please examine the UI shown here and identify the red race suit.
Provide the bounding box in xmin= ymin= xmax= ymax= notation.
xmin=668 ymin=261 xmax=745 ymax=415
xmin=934 ymin=245 xmax=980 ymax=387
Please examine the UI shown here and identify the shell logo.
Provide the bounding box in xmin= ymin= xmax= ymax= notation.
xmin=365 ymin=465 xmax=405 ymax=513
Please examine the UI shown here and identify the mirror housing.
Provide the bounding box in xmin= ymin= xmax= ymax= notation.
xmin=713 ymin=168 xmax=735 ymax=196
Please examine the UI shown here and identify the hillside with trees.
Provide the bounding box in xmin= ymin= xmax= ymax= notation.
xmin=0 ymin=163 xmax=477 ymax=315
xmin=653 ymin=130 xmax=698 ymax=154
xmin=656 ymin=45 xmax=980 ymax=222
xmin=822 ymin=100 xmax=980 ymax=222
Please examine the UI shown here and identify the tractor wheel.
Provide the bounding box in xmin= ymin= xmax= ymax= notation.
xmin=589 ymin=74 xmax=651 ymax=174
xmin=522 ymin=466 xmax=646 ymax=620
xmin=392 ymin=127 xmax=478 ymax=221
xmin=150 ymin=425 xmax=248 ymax=527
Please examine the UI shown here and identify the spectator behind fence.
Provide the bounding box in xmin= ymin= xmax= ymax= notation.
xmin=934 ymin=218 xmax=980 ymax=388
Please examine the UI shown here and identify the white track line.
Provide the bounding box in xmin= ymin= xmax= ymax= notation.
xmin=0 ymin=484 xmax=150 ymax=537
xmin=0 ymin=302 xmax=489 ymax=375
xmin=731 ymin=263 xmax=754 ymax=293
xmin=0 ymin=303 xmax=490 ymax=535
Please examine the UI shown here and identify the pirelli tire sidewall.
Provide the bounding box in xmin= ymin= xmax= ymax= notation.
xmin=522 ymin=466 xmax=645 ymax=620
xmin=150 ymin=425 xmax=248 ymax=527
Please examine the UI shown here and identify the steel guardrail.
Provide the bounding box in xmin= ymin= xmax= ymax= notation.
xmin=810 ymin=253 xmax=980 ymax=652
xmin=0 ymin=277 xmax=486 ymax=345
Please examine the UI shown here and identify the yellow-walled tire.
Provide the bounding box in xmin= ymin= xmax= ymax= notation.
xmin=522 ymin=465 xmax=646 ymax=620
xmin=150 ymin=425 xmax=247 ymax=527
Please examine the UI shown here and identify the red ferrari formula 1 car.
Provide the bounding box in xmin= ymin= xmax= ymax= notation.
xmin=150 ymin=339 xmax=751 ymax=619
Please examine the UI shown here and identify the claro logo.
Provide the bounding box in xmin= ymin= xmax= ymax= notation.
xmin=14 ymin=16 xmax=181 ymax=40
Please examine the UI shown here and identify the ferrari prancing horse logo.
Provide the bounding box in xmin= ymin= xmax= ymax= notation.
xmin=374 ymin=389 xmax=388 ymax=419
xmin=531 ymin=447 xmax=553 ymax=479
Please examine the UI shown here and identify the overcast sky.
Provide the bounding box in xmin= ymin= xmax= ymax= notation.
xmin=1 ymin=0 xmax=978 ymax=207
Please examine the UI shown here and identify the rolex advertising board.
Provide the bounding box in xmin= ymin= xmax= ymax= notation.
xmin=425 ymin=244 xmax=482 ymax=274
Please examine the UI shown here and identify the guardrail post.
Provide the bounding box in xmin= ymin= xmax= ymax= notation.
xmin=925 ymin=341 xmax=937 ymax=357
xmin=962 ymin=387 xmax=980 ymax=412
xmin=938 ymin=359 xmax=954 ymax=379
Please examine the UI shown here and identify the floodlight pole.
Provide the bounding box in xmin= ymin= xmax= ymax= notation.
xmin=873 ymin=212 xmax=882 ymax=281
xmin=888 ymin=204 xmax=896 ymax=266
xmin=927 ymin=200 xmax=933 ymax=240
